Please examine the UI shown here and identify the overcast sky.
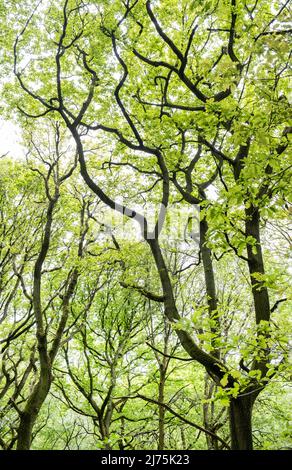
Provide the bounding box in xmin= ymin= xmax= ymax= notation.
xmin=0 ymin=119 xmax=25 ymax=160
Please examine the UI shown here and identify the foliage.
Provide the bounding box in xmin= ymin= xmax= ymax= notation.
xmin=0 ymin=0 xmax=291 ymax=451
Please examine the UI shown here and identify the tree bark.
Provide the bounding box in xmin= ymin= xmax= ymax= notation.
xmin=16 ymin=371 xmax=51 ymax=450
xmin=158 ymin=367 xmax=166 ymax=450
xmin=99 ymin=419 xmax=112 ymax=450
xmin=200 ymin=218 xmax=218 ymax=316
xmin=245 ymin=205 xmax=270 ymax=324
xmin=203 ymin=375 xmax=219 ymax=450
xmin=229 ymin=396 xmax=254 ymax=450
xmin=245 ymin=204 xmax=271 ymax=378
xmin=200 ymin=216 xmax=220 ymax=359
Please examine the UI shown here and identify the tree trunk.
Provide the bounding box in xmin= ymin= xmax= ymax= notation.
xmin=203 ymin=375 xmax=219 ymax=450
xmin=245 ymin=205 xmax=270 ymax=325
xmin=200 ymin=216 xmax=220 ymax=359
xmin=99 ymin=419 xmax=112 ymax=450
xmin=16 ymin=373 xmax=51 ymax=450
xmin=229 ymin=396 xmax=254 ymax=450
xmin=147 ymin=238 xmax=224 ymax=378
xmin=158 ymin=368 xmax=166 ymax=450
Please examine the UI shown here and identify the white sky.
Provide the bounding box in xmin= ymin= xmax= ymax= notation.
xmin=0 ymin=119 xmax=25 ymax=160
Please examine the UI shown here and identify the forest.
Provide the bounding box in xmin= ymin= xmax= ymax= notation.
xmin=0 ymin=0 xmax=291 ymax=452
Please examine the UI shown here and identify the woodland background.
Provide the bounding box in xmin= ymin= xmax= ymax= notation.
xmin=0 ymin=0 xmax=291 ymax=450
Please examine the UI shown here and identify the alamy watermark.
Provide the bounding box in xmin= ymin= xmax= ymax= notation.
xmin=100 ymin=199 xmax=201 ymax=245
